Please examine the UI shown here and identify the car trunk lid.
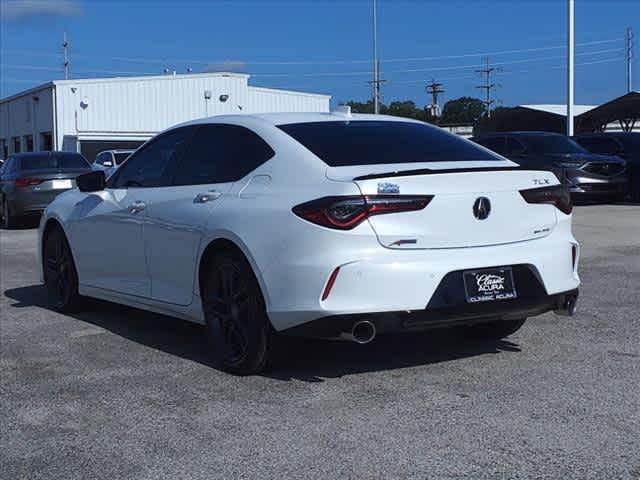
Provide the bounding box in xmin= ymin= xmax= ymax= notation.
xmin=335 ymin=166 xmax=560 ymax=249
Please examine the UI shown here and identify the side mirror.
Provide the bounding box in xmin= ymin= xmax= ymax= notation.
xmin=77 ymin=170 xmax=106 ymax=192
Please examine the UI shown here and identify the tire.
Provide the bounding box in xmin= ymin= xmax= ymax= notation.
xmin=1 ymin=197 xmax=16 ymax=229
xmin=469 ymin=318 xmax=527 ymax=340
xmin=43 ymin=225 xmax=83 ymax=312
xmin=202 ymin=249 xmax=274 ymax=375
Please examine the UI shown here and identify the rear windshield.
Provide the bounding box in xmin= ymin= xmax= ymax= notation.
xmin=277 ymin=121 xmax=500 ymax=166
xmin=114 ymin=152 xmax=131 ymax=165
xmin=20 ymin=153 xmax=90 ymax=170
xmin=523 ymin=135 xmax=587 ymax=155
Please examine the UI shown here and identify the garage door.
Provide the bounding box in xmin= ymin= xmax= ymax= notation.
xmin=80 ymin=140 xmax=145 ymax=163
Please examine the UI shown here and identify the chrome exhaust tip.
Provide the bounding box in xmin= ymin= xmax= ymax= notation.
xmin=350 ymin=320 xmax=377 ymax=344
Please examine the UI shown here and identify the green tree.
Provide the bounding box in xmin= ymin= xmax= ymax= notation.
xmin=344 ymin=99 xmax=437 ymax=123
xmin=440 ymin=97 xmax=486 ymax=124
xmin=346 ymin=100 xmax=375 ymax=114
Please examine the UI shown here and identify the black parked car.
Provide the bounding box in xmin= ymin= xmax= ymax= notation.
xmin=573 ymin=132 xmax=640 ymax=202
xmin=0 ymin=151 xmax=92 ymax=228
xmin=472 ymin=131 xmax=628 ymax=202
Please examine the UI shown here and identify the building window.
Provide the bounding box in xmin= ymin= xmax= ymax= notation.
xmin=12 ymin=137 xmax=21 ymax=153
xmin=25 ymin=135 xmax=34 ymax=152
xmin=1 ymin=139 xmax=7 ymax=160
xmin=41 ymin=132 xmax=53 ymax=151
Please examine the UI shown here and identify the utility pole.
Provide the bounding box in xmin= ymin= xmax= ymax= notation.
xmin=426 ymin=79 xmax=445 ymax=118
xmin=627 ymin=27 xmax=634 ymax=93
xmin=567 ymin=0 xmax=575 ymax=136
xmin=63 ymin=30 xmax=69 ymax=80
xmin=475 ymin=57 xmax=496 ymax=118
xmin=370 ymin=0 xmax=384 ymax=114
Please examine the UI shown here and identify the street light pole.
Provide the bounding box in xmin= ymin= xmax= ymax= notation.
xmin=372 ymin=0 xmax=379 ymax=114
xmin=567 ymin=0 xmax=575 ymax=136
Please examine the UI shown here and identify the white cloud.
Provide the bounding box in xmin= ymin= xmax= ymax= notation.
xmin=1 ymin=0 xmax=82 ymax=22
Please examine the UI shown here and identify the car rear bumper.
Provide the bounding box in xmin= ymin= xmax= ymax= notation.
xmin=567 ymin=174 xmax=628 ymax=196
xmin=265 ymin=220 xmax=580 ymax=331
xmin=283 ymin=288 xmax=579 ymax=338
xmin=9 ymin=189 xmax=72 ymax=216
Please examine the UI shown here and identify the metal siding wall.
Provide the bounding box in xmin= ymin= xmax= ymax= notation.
xmin=0 ymin=86 xmax=54 ymax=152
xmin=247 ymin=87 xmax=330 ymax=113
xmin=58 ymin=75 xmax=252 ymax=138
xmin=49 ymin=74 xmax=330 ymax=150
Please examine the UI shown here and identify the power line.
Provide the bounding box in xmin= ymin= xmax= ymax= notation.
xmin=0 ymin=37 xmax=623 ymax=67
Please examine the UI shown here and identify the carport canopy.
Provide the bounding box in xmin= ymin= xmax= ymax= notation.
xmin=576 ymin=91 xmax=640 ymax=133
xmin=474 ymin=92 xmax=640 ymax=135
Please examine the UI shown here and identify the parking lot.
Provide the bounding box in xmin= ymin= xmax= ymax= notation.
xmin=0 ymin=205 xmax=638 ymax=479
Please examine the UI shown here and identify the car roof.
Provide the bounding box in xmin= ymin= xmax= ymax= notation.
xmin=575 ymin=132 xmax=640 ymax=138
xmin=12 ymin=151 xmax=85 ymax=158
xmin=174 ymin=112 xmax=424 ymax=129
xmin=478 ymin=131 xmax=565 ymax=138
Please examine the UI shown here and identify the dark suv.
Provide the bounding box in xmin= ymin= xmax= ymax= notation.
xmin=573 ymin=132 xmax=640 ymax=202
xmin=472 ymin=131 xmax=628 ymax=202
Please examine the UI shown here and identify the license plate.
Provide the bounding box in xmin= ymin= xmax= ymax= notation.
xmin=52 ymin=179 xmax=72 ymax=189
xmin=463 ymin=267 xmax=517 ymax=303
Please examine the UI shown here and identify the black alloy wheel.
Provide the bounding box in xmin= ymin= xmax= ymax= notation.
xmin=43 ymin=226 xmax=82 ymax=312
xmin=203 ymin=250 xmax=273 ymax=375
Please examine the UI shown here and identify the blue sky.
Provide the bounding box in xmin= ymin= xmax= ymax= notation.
xmin=1 ymin=0 xmax=638 ymax=108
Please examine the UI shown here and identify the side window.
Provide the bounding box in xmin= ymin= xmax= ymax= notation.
xmin=95 ymin=153 xmax=106 ymax=166
xmin=173 ymin=124 xmax=275 ymax=186
xmin=477 ymin=137 xmax=506 ymax=154
xmin=575 ymin=137 xmax=620 ymax=155
xmin=110 ymin=128 xmax=195 ymax=188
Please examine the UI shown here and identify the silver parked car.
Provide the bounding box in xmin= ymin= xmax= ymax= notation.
xmin=93 ymin=149 xmax=135 ymax=178
xmin=0 ymin=151 xmax=92 ymax=228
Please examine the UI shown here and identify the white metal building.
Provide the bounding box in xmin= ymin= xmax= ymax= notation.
xmin=0 ymin=72 xmax=330 ymax=161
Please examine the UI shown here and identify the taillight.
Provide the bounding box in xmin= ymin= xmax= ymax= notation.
xmin=519 ymin=185 xmax=572 ymax=215
xmin=15 ymin=178 xmax=43 ymax=188
xmin=292 ymin=195 xmax=434 ymax=230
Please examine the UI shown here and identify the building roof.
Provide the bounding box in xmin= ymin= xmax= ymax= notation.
xmin=519 ymin=104 xmax=596 ymax=116
xmin=0 ymin=71 xmax=330 ymax=104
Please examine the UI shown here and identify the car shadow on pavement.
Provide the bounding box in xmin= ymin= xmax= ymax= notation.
xmin=4 ymin=284 xmax=522 ymax=382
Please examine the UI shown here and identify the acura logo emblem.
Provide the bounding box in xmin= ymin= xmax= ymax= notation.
xmin=473 ymin=197 xmax=491 ymax=220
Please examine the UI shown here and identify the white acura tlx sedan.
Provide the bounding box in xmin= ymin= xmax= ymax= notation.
xmin=39 ymin=112 xmax=580 ymax=374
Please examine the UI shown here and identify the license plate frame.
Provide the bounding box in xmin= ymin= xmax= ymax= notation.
xmin=52 ymin=179 xmax=73 ymax=190
xmin=463 ymin=267 xmax=517 ymax=303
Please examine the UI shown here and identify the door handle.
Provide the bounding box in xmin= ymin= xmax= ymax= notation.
xmin=128 ymin=201 xmax=147 ymax=214
xmin=193 ymin=190 xmax=222 ymax=204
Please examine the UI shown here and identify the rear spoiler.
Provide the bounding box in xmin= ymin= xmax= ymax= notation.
xmin=353 ymin=166 xmax=525 ymax=180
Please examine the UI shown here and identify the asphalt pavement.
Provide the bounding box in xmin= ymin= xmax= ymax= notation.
xmin=1 ymin=205 xmax=639 ymax=479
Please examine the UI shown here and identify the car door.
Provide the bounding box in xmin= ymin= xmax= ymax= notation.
xmin=143 ymin=124 xmax=275 ymax=305
xmin=66 ymin=128 xmax=192 ymax=297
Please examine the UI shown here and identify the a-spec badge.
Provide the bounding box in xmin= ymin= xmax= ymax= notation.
xmin=377 ymin=182 xmax=400 ymax=194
